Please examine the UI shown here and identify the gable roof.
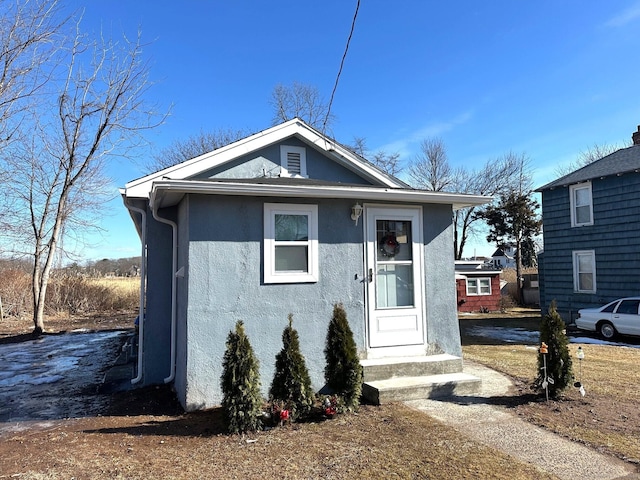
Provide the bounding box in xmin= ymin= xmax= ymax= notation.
xmin=536 ymin=145 xmax=640 ymax=191
xmin=125 ymin=118 xmax=407 ymax=199
xmin=122 ymin=118 xmax=492 ymax=214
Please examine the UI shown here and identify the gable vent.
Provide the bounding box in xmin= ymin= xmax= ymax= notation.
xmin=286 ymin=151 xmax=302 ymax=175
xmin=280 ymin=145 xmax=307 ymax=178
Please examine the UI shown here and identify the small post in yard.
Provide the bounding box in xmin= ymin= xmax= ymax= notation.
xmin=0 ymin=295 xmax=3 ymax=321
xmin=574 ymin=346 xmax=586 ymax=397
xmin=539 ymin=342 xmax=550 ymax=402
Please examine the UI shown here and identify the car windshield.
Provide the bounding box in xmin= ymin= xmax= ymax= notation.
xmin=602 ymin=301 xmax=619 ymax=313
xmin=616 ymin=300 xmax=640 ymax=315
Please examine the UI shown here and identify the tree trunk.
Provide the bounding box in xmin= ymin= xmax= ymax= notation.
xmin=515 ymin=239 xmax=524 ymax=305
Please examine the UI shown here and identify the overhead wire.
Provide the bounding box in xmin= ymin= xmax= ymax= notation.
xmin=322 ymin=0 xmax=361 ymax=137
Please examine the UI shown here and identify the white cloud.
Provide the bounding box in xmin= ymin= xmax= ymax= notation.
xmin=604 ymin=2 xmax=640 ymax=27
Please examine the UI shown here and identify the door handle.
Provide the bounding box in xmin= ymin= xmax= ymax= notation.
xmin=368 ymin=268 xmax=373 ymax=283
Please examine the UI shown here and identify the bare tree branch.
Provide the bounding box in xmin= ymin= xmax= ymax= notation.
xmin=408 ymin=138 xmax=452 ymax=191
xmin=1 ymin=20 xmax=165 ymax=334
xmin=147 ymin=127 xmax=248 ymax=173
xmin=269 ymin=82 xmax=335 ymax=130
xmin=0 ymin=0 xmax=66 ymax=144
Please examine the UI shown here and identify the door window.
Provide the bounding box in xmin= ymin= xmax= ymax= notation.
xmin=375 ymin=220 xmax=414 ymax=308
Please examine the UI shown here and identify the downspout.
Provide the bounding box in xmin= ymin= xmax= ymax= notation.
xmin=152 ymin=207 xmax=178 ymax=384
xmin=123 ymin=198 xmax=147 ymax=385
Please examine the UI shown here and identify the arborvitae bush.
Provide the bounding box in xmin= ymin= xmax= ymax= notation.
xmin=220 ymin=321 xmax=263 ymax=434
xmin=534 ymin=301 xmax=573 ymax=398
xmin=324 ymin=303 xmax=363 ymax=411
xmin=269 ymin=314 xmax=314 ymax=420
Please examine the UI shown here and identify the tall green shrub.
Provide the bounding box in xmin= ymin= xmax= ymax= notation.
xmin=534 ymin=301 xmax=573 ymax=398
xmin=220 ymin=321 xmax=263 ymax=433
xmin=324 ymin=303 xmax=363 ymax=411
xmin=269 ymin=314 xmax=314 ymax=420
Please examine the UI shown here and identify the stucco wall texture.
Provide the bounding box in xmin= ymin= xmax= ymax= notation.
xmin=159 ymin=195 xmax=461 ymax=410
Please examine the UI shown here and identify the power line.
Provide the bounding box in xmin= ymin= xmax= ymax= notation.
xmin=323 ymin=0 xmax=361 ymax=135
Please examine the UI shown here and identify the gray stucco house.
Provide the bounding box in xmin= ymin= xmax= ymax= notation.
xmin=122 ymin=119 xmax=488 ymax=410
xmin=537 ymin=126 xmax=640 ymax=323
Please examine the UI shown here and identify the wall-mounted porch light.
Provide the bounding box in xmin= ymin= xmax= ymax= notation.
xmin=351 ymin=203 xmax=363 ymax=226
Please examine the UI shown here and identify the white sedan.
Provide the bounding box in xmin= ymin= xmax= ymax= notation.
xmin=576 ymin=297 xmax=640 ymax=339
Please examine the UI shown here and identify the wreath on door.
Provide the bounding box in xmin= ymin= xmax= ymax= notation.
xmin=379 ymin=235 xmax=400 ymax=257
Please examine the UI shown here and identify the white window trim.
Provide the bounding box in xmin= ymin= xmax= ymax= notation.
xmin=264 ymin=203 xmax=318 ymax=284
xmin=569 ymin=183 xmax=593 ymax=227
xmin=466 ymin=277 xmax=492 ymax=296
xmin=280 ymin=145 xmax=308 ymax=178
xmin=572 ymin=250 xmax=597 ymax=293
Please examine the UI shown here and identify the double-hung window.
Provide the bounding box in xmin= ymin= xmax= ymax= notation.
xmin=573 ymin=250 xmax=596 ymax=293
xmin=264 ymin=203 xmax=318 ymax=283
xmin=467 ymin=277 xmax=491 ymax=296
xmin=569 ymin=183 xmax=593 ymax=227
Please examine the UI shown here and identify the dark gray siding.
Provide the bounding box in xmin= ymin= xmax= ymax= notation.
xmin=539 ymin=172 xmax=640 ymax=321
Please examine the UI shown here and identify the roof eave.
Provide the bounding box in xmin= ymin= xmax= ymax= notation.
xmin=149 ymin=180 xmax=491 ymax=211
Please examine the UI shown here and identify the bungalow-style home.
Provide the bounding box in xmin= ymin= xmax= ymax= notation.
xmin=455 ymin=260 xmax=502 ymax=313
xmin=121 ymin=119 xmax=489 ymax=409
xmin=536 ymin=126 xmax=640 ymax=323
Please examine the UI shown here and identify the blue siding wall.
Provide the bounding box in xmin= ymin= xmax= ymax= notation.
xmin=540 ymin=173 xmax=640 ymax=321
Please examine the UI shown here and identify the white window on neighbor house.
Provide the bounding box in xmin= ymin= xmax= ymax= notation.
xmin=573 ymin=250 xmax=596 ymax=293
xmin=467 ymin=277 xmax=491 ymax=296
xmin=264 ymin=203 xmax=318 ymax=284
xmin=280 ymin=145 xmax=307 ymax=178
xmin=569 ymin=183 xmax=593 ymax=227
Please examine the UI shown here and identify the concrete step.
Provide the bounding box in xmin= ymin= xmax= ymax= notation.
xmin=361 ymin=354 xmax=463 ymax=382
xmin=362 ymin=372 xmax=482 ymax=404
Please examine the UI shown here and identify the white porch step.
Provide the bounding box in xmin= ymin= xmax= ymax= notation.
xmin=362 ymin=372 xmax=481 ymax=404
xmin=361 ymin=353 xmax=463 ymax=382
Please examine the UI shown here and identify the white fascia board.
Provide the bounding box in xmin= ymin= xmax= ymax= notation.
xmin=149 ymin=179 xmax=491 ymax=211
xmin=125 ymin=120 xmax=302 ymax=198
xmin=125 ymin=118 xmax=402 ymax=199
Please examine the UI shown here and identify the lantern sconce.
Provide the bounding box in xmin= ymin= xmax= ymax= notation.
xmin=351 ymin=203 xmax=363 ymax=226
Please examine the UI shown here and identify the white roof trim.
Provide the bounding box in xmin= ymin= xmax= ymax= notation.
xmin=125 ymin=119 xmax=404 ymax=199
xmin=148 ymin=179 xmax=491 ymax=211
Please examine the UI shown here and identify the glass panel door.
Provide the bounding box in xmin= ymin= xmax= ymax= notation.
xmin=366 ymin=207 xmax=424 ymax=349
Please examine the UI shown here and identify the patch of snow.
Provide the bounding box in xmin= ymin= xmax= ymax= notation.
xmin=466 ymin=325 xmax=640 ymax=349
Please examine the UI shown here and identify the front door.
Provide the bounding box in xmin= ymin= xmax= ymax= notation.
xmin=366 ymin=206 xmax=425 ymax=348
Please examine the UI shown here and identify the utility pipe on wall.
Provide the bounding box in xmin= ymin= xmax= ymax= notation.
xmin=152 ymin=207 xmax=178 ymax=384
xmin=123 ymin=199 xmax=147 ymax=385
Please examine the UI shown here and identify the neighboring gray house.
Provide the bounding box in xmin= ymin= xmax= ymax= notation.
xmin=536 ymin=126 xmax=640 ymax=323
xmin=122 ymin=119 xmax=488 ymax=410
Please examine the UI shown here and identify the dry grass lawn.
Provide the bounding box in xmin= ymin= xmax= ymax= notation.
xmin=463 ymin=343 xmax=640 ymax=463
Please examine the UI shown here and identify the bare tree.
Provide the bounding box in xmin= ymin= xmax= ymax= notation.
xmin=408 ymin=138 xmax=453 ymax=191
xmin=554 ymin=143 xmax=623 ymax=178
xmin=0 ymin=0 xmax=65 ymax=144
xmin=406 ymin=136 xmax=530 ymax=259
xmin=347 ymin=136 xmax=402 ymax=177
xmin=2 ymin=22 xmax=164 ymax=334
xmin=270 ymin=82 xmax=335 ymax=130
xmin=449 ymin=153 xmax=530 ymax=260
xmin=147 ymin=127 xmax=248 ymax=172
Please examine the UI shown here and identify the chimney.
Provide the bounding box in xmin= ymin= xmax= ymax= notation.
xmin=633 ymin=125 xmax=640 ymax=146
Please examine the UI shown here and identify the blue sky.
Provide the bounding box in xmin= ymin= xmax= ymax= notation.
xmin=74 ymin=1 xmax=640 ymax=260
